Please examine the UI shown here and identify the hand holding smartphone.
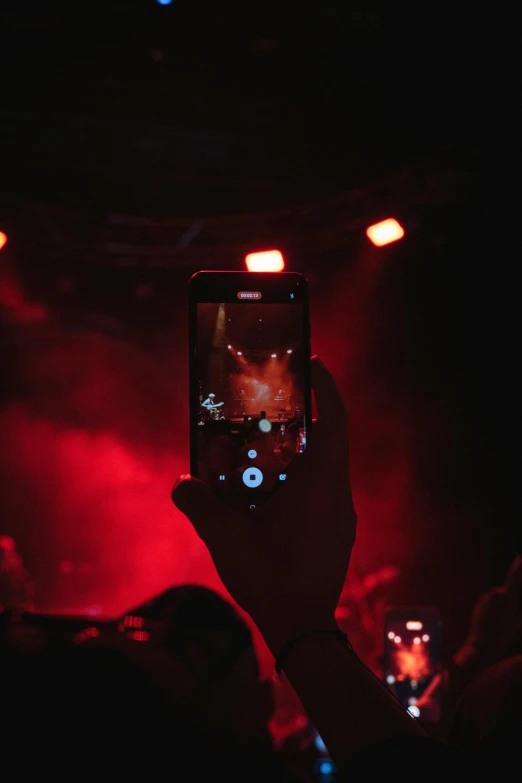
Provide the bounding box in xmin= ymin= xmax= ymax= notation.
xmin=188 ymin=271 xmax=312 ymax=512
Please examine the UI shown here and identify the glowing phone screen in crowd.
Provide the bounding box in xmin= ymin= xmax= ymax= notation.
xmin=384 ymin=609 xmax=443 ymax=722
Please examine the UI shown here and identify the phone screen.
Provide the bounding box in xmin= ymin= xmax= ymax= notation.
xmin=384 ymin=608 xmax=443 ymax=723
xmin=189 ymin=272 xmax=311 ymax=510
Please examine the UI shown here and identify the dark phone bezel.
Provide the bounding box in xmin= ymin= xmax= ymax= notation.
xmin=188 ymin=270 xmax=312 ymax=485
xmin=384 ymin=606 xmax=442 ymax=624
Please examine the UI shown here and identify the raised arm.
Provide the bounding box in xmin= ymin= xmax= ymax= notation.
xmin=172 ymin=357 xmax=428 ymax=773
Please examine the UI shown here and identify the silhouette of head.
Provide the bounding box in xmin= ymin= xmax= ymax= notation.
xmin=450 ymin=654 xmax=522 ymax=769
xmin=123 ymin=586 xmax=274 ymax=755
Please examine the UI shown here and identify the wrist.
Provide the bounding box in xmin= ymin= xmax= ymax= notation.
xmin=275 ymin=628 xmax=350 ymax=676
xmin=257 ymin=614 xmax=339 ymax=657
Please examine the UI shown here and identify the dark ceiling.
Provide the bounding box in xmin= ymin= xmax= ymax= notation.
xmin=0 ymin=1 xmax=498 ymax=215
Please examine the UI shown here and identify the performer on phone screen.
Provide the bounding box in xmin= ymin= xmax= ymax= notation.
xmin=202 ymin=393 xmax=218 ymax=410
xmin=201 ymin=393 xmax=225 ymax=419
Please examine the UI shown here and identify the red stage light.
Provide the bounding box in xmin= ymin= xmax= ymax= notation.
xmin=366 ymin=219 xmax=404 ymax=247
xmin=123 ymin=615 xmax=144 ymax=629
xmin=73 ymin=627 xmax=101 ymax=644
xmin=0 ymin=231 xmax=7 ymax=250
xmin=129 ymin=630 xmax=150 ymax=642
xmin=245 ymin=250 xmax=284 ymax=272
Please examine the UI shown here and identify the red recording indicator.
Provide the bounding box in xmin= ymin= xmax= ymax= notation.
xmin=237 ymin=291 xmax=262 ymax=300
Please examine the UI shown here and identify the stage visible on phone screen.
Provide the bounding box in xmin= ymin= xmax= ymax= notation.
xmin=194 ymin=300 xmax=308 ymax=508
xmin=384 ymin=610 xmax=443 ymax=722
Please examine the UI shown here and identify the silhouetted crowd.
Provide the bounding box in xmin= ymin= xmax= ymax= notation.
xmin=2 ymin=360 xmax=521 ymax=781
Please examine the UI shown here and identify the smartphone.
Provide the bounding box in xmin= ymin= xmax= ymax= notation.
xmin=383 ymin=607 xmax=443 ymax=723
xmin=188 ymin=271 xmax=312 ymax=510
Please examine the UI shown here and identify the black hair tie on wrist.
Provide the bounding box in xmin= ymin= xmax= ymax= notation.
xmin=275 ymin=629 xmax=351 ymax=676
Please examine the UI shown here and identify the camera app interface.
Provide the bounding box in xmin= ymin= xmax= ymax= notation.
xmin=385 ymin=616 xmax=442 ymax=722
xmin=196 ymin=302 xmax=307 ymax=508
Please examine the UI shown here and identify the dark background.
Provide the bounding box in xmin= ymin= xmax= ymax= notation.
xmin=0 ymin=1 xmax=518 ymax=669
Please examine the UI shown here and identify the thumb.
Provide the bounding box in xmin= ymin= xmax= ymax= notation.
xmin=311 ymin=355 xmax=348 ymax=426
xmin=505 ymin=554 xmax=522 ymax=591
xmin=171 ymin=474 xmax=226 ymax=547
xmin=504 ymin=554 xmax=522 ymax=608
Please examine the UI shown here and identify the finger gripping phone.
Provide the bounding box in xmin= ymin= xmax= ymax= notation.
xmin=188 ymin=271 xmax=312 ymax=511
xmin=384 ymin=606 xmax=443 ymax=723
